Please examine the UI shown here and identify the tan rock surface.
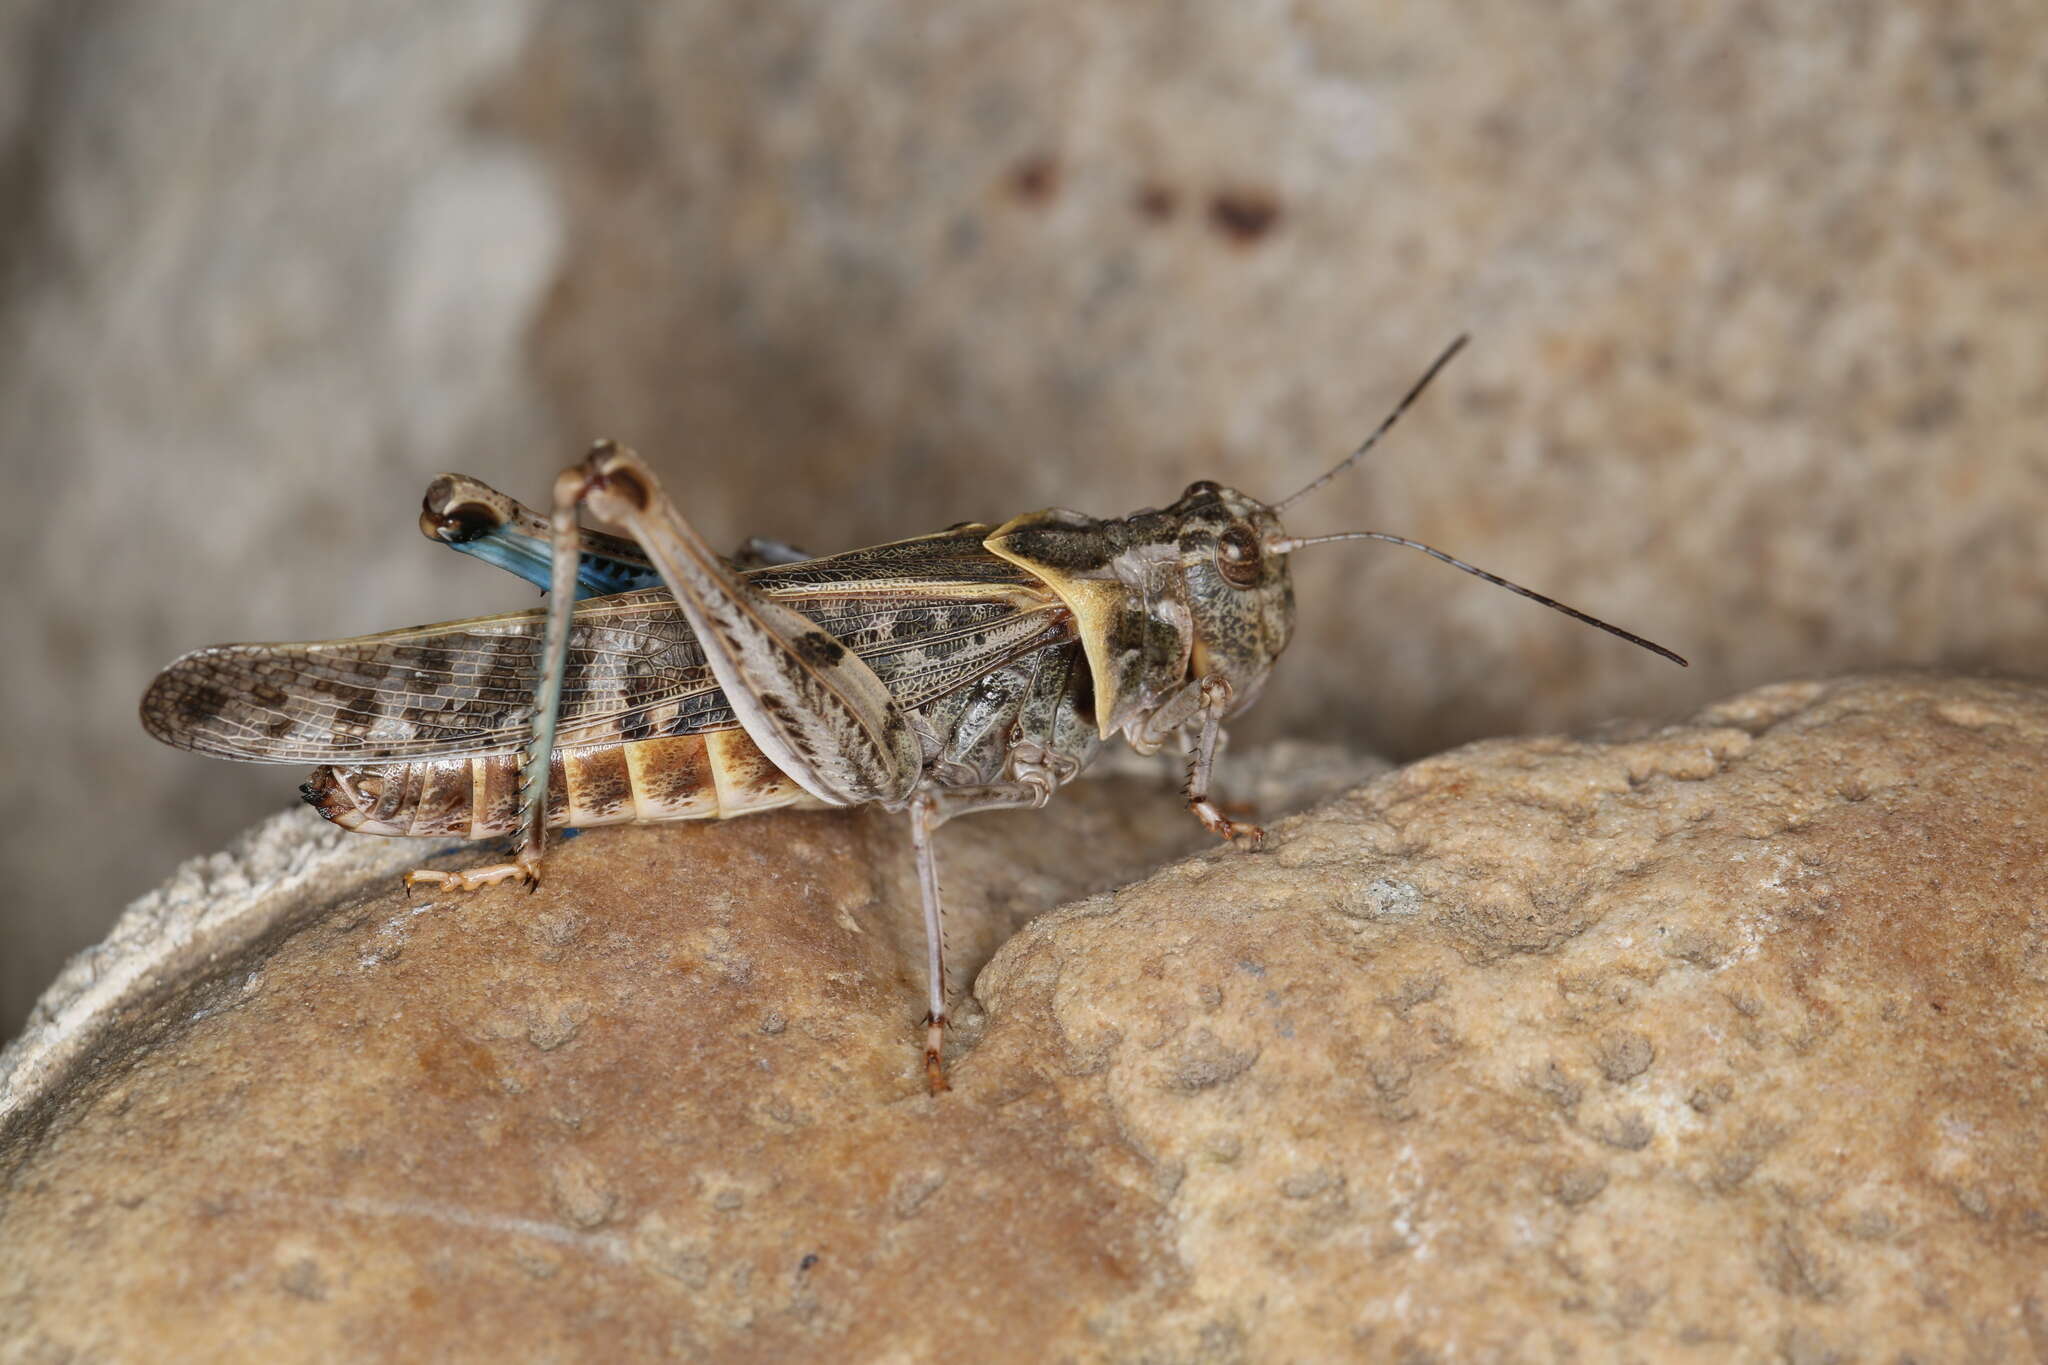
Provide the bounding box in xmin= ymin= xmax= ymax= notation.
xmin=978 ymin=674 xmax=2048 ymax=1359
xmin=4 ymin=674 xmax=2045 ymax=1362
xmin=0 ymin=748 xmax=1371 ymax=1360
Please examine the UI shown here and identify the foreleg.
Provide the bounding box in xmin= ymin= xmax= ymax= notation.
xmin=1182 ymin=675 xmax=1262 ymax=847
xmin=1130 ymin=674 xmax=1262 ymax=848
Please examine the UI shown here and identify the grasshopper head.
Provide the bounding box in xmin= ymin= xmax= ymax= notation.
xmin=1167 ymin=480 xmax=1298 ymax=714
xmin=984 ymin=484 xmax=1299 ymax=741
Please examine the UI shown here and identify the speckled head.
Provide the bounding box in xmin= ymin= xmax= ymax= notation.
xmin=983 ymin=482 xmax=1302 ymax=740
xmin=1167 ymin=480 xmax=1297 ymax=715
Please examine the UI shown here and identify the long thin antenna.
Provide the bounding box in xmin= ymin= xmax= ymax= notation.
xmin=1274 ymin=334 xmax=1470 ymax=513
xmin=1267 ymin=530 xmax=1688 ymax=666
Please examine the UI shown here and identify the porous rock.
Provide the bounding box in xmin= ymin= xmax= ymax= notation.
xmin=4 ymin=675 xmax=2046 ymax=1361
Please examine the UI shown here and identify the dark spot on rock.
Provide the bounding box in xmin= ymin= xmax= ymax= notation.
xmin=279 ymin=1256 xmax=327 ymax=1301
xmin=1899 ymin=388 xmax=1961 ymax=432
xmin=1208 ymin=190 xmax=1281 ymax=244
xmin=1766 ymin=1223 xmax=1841 ymax=1301
xmin=1136 ymin=183 xmax=1178 ymax=221
xmin=945 ymin=214 xmax=980 ymax=259
xmin=1596 ymin=1112 xmax=1655 ymax=1150
xmin=1010 ymin=154 xmax=1059 ymax=204
xmin=798 ymin=1253 xmax=820 ymax=1272
xmin=1530 ymin=1060 xmax=1583 ymax=1111
xmin=1596 ymin=1030 xmax=1655 ymax=1083
xmin=1547 ymin=1165 xmax=1609 ymax=1206
xmin=1166 ymin=1029 xmax=1258 ymax=1091
xmin=1280 ymin=1168 xmax=1338 ymax=1200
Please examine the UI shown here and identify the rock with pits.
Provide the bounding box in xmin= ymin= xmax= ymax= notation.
xmin=3 ymin=675 xmax=2043 ymax=1361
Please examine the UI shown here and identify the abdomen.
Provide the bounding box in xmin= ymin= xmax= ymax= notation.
xmin=302 ymin=729 xmax=827 ymax=838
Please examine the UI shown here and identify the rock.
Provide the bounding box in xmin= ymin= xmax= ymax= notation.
xmin=4 ymin=674 xmax=2044 ymax=1359
xmin=974 ymin=672 xmax=2048 ymax=1358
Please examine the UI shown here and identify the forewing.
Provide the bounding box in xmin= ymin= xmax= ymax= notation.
xmin=143 ymin=529 xmax=1071 ymax=763
xmin=753 ymin=526 xmax=1074 ymax=717
xmin=141 ymin=591 xmax=712 ymax=762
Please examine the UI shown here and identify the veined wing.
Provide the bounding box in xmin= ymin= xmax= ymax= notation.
xmin=143 ymin=527 xmax=1071 ymax=763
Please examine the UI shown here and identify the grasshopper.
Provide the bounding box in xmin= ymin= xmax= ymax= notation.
xmin=141 ymin=338 xmax=1683 ymax=1090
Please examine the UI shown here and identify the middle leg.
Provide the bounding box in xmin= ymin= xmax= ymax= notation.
xmin=908 ymin=792 xmax=950 ymax=1094
xmin=905 ymin=777 xmax=1059 ymax=1093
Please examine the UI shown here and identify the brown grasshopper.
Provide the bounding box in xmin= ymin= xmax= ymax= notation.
xmin=141 ymin=338 xmax=1684 ymax=1090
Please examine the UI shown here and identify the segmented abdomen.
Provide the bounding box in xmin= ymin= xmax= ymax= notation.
xmin=302 ymin=729 xmax=826 ymax=838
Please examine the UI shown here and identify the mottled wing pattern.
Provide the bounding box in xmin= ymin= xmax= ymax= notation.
xmin=142 ymin=528 xmax=1071 ymax=763
xmin=143 ymin=592 xmax=695 ymax=762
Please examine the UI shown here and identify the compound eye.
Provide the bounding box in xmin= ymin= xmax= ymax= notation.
xmin=1182 ymin=480 xmax=1222 ymax=501
xmin=1216 ymin=524 xmax=1262 ymax=588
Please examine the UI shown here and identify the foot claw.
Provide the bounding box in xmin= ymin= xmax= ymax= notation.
xmin=1191 ymin=799 xmax=1264 ymax=850
xmin=402 ymin=862 xmax=539 ymax=895
xmin=923 ymin=1014 xmax=951 ymax=1095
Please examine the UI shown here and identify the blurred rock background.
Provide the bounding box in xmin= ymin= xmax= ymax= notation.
xmin=2 ymin=0 xmax=2042 ymax=1041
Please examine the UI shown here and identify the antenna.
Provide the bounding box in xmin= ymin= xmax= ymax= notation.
xmin=1274 ymin=334 xmax=1469 ymax=513
xmin=1267 ymin=530 xmax=1688 ymax=667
